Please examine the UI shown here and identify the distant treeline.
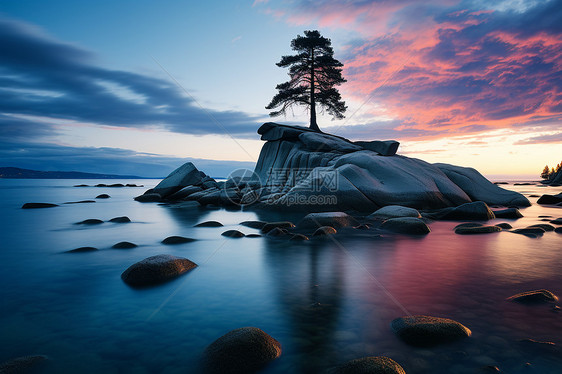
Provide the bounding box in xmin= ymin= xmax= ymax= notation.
xmin=0 ymin=167 xmax=143 ymax=179
xmin=541 ymin=161 xmax=561 ymax=180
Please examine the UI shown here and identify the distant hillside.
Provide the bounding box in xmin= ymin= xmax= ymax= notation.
xmin=0 ymin=167 xmax=145 ymax=179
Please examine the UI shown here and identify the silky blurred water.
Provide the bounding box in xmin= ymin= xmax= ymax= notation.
xmin=0 ymin=179 xmax=561 ymax=373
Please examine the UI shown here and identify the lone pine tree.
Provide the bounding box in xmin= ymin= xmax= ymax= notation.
xmin=266 ymin=30 xmax=347 ymax=132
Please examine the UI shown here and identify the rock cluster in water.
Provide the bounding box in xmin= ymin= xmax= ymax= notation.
xmin=134 ymin=123 xmax=530 ymax=212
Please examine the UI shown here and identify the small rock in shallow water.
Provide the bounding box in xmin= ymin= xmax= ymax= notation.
xmin=555 ymin=227 xmax=562 ymax=234
xmin=265 ymin=227 xmax=289 ymax=237
xmin=391 ymin=315 xmax=471 ymax=347
xmin=240 ymin=220 xmax=267 ymax=229
xmin=333 ymin=356 xmax=406 ymax=374
xmin=537 ymin=194 xmax=562 ymax=205
xmin=134 ymin=193 xmax=162 ymax=202
xmin=161 ymin=236 xmax=196 ymax=245
xmin=109 ymin=216 xmax=131 ymax=223
xmin=64 ymin=200 xmax=96 ymax=204
xmin=312 ymin=226 xmax=337 ymax=236
xmin=76 ymin=219 xmax=104 ymax=225
xmin=455 ymin=225 xmax=502 ymax=235
xmin=495 ymin=223 xmax=512 ymax=230
xmin=261 ymin=221 xmax=295 ymax=233
xmin=528 ymin=223 xmax=555 ymax=232
xmin=454 ymin=222 xmax=483 ymax=229
xmin=510 ymin=227 xmax=546 ymax=237
xmin=203 ymin=327 xmax=281 ymax=374
xmin=549 ymin=218 xmax=562 ymax=225
xmin=96 ymin=194 xmax=110 ymax=199
xmin=381 ymin=217 xmax=430 ymax=235
xmin=507 ymin=289 xmax=558 ymax=304
xmin=21 ymin=202 xmax=58 ymax=209
xmin=245 ymin=234 xmax=262 ymax=238
xmin=121 ymin=254 xmax=197 ymax=287
xmin=195 ymin=221 xmax=223 ymax=227
xmin=112 ymin=241 xmax=137 ymax=249
xmin=368 ymin=205 xmax=421 ymax=220
xmin=493 ymin=208 xmax=523 ymax=219
xmin=66 ymin=246 xmax=98 ymax=253
xmin=0 ymin=355 xmax=48 ymax=373
xmin=290 ymin=234 xmax=309 ymax=241
xmin=297 ymin=212 xmax=358 ymax=229
xmin=221 ymin=230 xmax=245 ymax=238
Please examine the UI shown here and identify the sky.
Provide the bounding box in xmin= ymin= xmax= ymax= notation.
xmin=0 ymin=0 xmax=560 ymax=178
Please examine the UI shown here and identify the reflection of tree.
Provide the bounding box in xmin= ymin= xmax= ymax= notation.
xmin=263 ymin=239 xmax=346 ymax=372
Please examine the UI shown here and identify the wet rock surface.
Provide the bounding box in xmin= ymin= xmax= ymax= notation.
xmin=112 ymin=241 xmax=137 ymax=249
xmin=195 ymin=221 xmax=224 ymax=227
xmin=333 ymin=356 xmax=406 ymax=374
xmin=391 ymin=315 xmax=471 ymax=347
xmin=507 ymin=289 xmax=559 ymax=304
xmin=121 ymin=254 xmax=197 ymax=287
xmin=203 ymin=327 xmax=282 ymax=374
xmin=21 ymin=202 xmax=58 ymax=209
xmin=161 ymin=236 xmax=196 ymax=245
xmin=380 ymin=217 xmax=430 ymax=235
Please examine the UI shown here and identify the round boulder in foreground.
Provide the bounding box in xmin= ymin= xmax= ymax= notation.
xmin=121 ymin=254 xmax=197 ymax=287
xmin=203 ymin=327 xmax=282 ymax=374
xmin=507 ymin=289 xmax=558 ymax=304
xmin=391 ymin=315 xmax=471 ymax=347
xmin=380 ymin=217 xmax=430 ymax=235
xmin=333 ymin=356 xmax=406 ymax=374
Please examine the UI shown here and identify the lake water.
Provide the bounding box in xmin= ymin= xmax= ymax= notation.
xmin=0 ymin=179 xmax=560 ymax=373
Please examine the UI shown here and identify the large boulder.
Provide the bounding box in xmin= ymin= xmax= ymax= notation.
xmin=333 ymin=356 xmax=406 ymax=374
xmin=121 ymin=254 xmax=197 ymax=287
xmin=251 ymin=123 xmax=528 ymax=212
xmin=380 ymin=217 xmax=430 ymax=235
xmin=203 ymin=327 xmax=282 ymax=374
xmin=434 ymin=163 xmax=531 ymax=207
xmin=391 ymin=315 xmax=471 ymax=347
xmin=425 ymin=201 xmax=496 ymax=221
xmin=297 ymin=212 xmax=359 ymax=229
xmin=152 ymin=162 xmax=208 ymax=198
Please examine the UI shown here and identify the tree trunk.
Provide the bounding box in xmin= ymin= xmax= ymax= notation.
xmin=309 ymin=48 xmax=320 ymax=132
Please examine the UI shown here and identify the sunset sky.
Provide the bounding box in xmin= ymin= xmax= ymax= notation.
xmin=1 ymin=0 xmax=560 ymax=178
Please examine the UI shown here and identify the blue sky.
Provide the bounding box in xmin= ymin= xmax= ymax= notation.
xmin=1 ymin=0 xmax=561 ymax=178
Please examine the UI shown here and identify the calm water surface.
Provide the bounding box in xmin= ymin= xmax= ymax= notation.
xmin=0 ymin=179 xmax=560 ymax=373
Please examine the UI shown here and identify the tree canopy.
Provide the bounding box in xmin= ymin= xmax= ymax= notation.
xmin=266 ymin=30 xmax=347 ymax=132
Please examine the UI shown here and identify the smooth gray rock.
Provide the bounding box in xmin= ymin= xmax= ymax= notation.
xmin=495 ymin=223 xmax=512 ymax=230
xmin=368 ymin=205 xmax=421 ymax=220
xmin=507 ymin=289 xmax=559 ymax=304
xmin=203 ymin=327 xmax=282 ymax=374
xmin=109 ymin=216 xmax=131 ymax=223
xmin=121 ymin=254 xmax=197 ymax=287
xmin=96 ymin=194 xmax=110 ymax=199
xmin=437 ymin=201 xmax=496 ymax=221
xmin=66 ymin=246 xmax=98 ymax=253
xmin=297 ymin=212 xmax=358 ymax=229
xmin=391 ymin=315 xmax=471 ymax=347
xmin=455 ymin=226 xmax=502 ymax=235
xmin=240 ymin=221 xmax=267 ymax=229
xmin=493 ymin=208 xmax=523 ymax=219
xmin=353 ymin=140 xmax=400 ymax=156
xmin=166 ymin=185 xmax=203 ymax=200
xmin=134 ymin=193 xmax=161 ymax=202
xmin=76 ymin=219 xmax=104 ymax=225
xmin=435 ymin=163 xmax=531 ymax=207
xmin=312 ymin=226 xmax=337 ymax=236
xmin=333 ymin=356 xmax=406 ymax=374
xmin=161 ymin=236 xmax=196 ymax=245
xmin=299 ymin=132 xmax=363 ymax=153
xmin=152 ymin=162 xmax=206 ymax=198
xmin=380 ymin=217 xmax=430 ymax=235
xmin=195 ymin=221 xmax=223 ymax=227
xmin=112 ymin=241 xmax=137 ymax=249
xmin=261 ymin=221 xmax=295 ymax=233
xmin=222 ymin=230 xmax=245 ymax=238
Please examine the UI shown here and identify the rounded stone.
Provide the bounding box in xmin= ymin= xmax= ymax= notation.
xmin=290 ymin=234 xmax=309 ymax=241
xmin=112 ymin=241 xmax=137 ymax=249
xmin=265 ymin=227 xmax=289 ymax=237
xmin=121 ymin=254 xmax=197 ymax=287
xmin=21 ymin=202 xmax=58 ymax=209
xmin=240 ymin=220 xmax=267 ymax=229
xmin=161 ymin=236 xmax=196 ymax=245
xmin=333 ymin=356 xmax=406 ymax=374
xmin=261 ymin=221 xmax=295 ymax=233
xmin=368 ymin=205 xmax=422 ymax=220
xmin=109 ymin=216 xmax=131 ymax=223
xmin=527 ymin=224 xmax=555 ymax=232
xmin=380 ymin=217 xmax=430 ymax=235
xmin=195 ymin=221 xmax=224 ymax=227
xmin=507 ymin=289 xmax=558 ymax=304
xmin=222 ymin=230 xmax=245 ymax=238
xmin=96 ymin=194 xmax=110 ymax=199
xmin=312 ymin=226 xmax=337 ymax=236
xmin=297 ymin=212 xmax=359 ymax=229
xmin=391 ymin=315 xmax=471 ymax=347
xmin=66 ymin=246 xmax=98 ymax=253
xmin=76 ymin=219 xmax=104 ymax=225
xmin=203 ymin=327 xmax=282 ymax=374
xmin=134 ymin=193 xmax=162 ymax=202
xmin=455 ymin=225 xmax=502 ymax=235
xmin=454 ymin=223 xmax=483 ymax=229
xmin=492 ymin=208 xmax=523 ymax=219
xmin=495 ymin=223 xmax=512 ymax=230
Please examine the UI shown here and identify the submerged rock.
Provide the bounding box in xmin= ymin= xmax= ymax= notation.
xmin=76 ymin=219 xmax=104 ymax=225
xmin=64 ymin=200 xmax=96 ymax=204
xmin=312 ymin=226 xmax=337 ymax=237
xmin=222 ymin=230 xmax=245 ymax=238
xmin=66 ymin=246 xmax=98 ymax=253
xmin=493 ymin=208 xmax=523 ymax=219
xmin=507 ymin=289 xmax=559 ymax=304
xmin=121 ymin=254 xmax=197 ymax=287
xmin=109 ymin=216 xmax=131 ymax=223
xmin=528 ymin=224 xmax=555 ymax=232
xmin=297 ymin=212 xmax=358 ymax=229
xmin=203 ymin=327 xmax=282 ymax=374
xmin=380 ymin=217 xmax=430 ymax=235
xmin=367 ymin=205 xmax=421 ymax=220
xmin=537 ymin=194 xmax=562 ymax=205
xmin=161 ymin=236 xmax=196 ymax=245
xmin=333 ymin=356 xmax=406 ymax=374
xmin=195 ymin=221 xmax=224 ymax=227
xmin=21 ymin=202 xmax=58 ymax=209
xmin=112 ymin=241 xmax=137 ymax=249
xmin=261 ymin=221 xmax=295 ymax=233
xmin=455 ymin=225 xmax=502 ymax=235
xmin=96 ymin=194 xmax=110 ymax=199
xmin=391 ymin=315 xmax=471 ymax=347
xmin=240 ymin=220 xmax=267 ymax=229
xmin=495 ymin=223 xmax=512 ymax=230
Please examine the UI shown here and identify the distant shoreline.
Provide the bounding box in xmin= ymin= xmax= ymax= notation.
xmin=0 ymin=167 xmax=154 ymax=180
